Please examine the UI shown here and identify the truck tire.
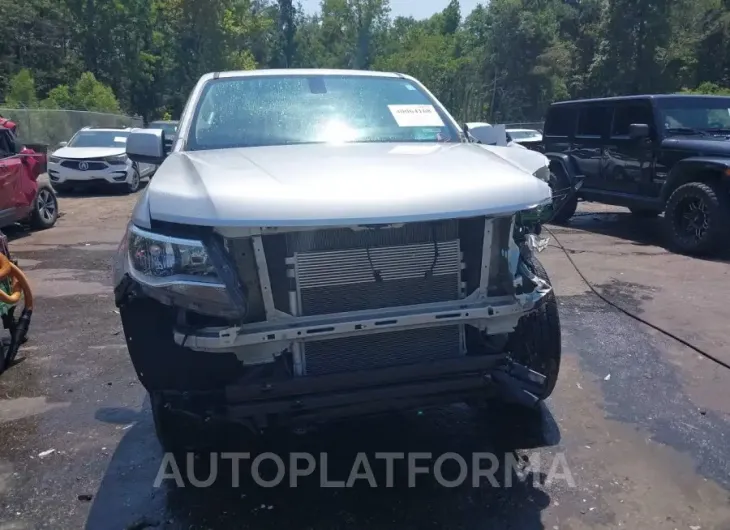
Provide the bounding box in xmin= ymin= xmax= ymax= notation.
xmin=664 ymin=180 xmax=730 ymax=255
xmin=150 ymin=391 xmax=190 ymax=454
xmin=549 ymin=166 xmax=578 ymax=224
xmin=29 ymin=183 xmax=59 ymax=230
xmin=504 ymin=251 xmax=562 ymax=401
xmin=469 ymin=251 xmax=561 ymax=434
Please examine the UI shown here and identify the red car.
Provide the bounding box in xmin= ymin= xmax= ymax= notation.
xmin=0 ymin=116 xmax=58 ymax=230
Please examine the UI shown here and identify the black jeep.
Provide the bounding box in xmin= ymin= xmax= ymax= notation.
xmin=538 ymin=94 xmax=730 ymax=256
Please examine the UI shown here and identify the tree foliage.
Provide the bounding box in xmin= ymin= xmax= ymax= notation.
xmin=5 ymin=69 xmax=38 ymax=108
xmin=1 ymin=0 xmax=729 ymax=122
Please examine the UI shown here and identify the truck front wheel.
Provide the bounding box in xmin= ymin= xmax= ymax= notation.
xmin=664 ymin=180 xmax=730 ymax=255
xmin=505 ymin=252 xmax=562 ymax=402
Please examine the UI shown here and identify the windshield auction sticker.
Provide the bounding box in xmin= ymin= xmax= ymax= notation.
xmin=388 ymin=105 xmax=445 ymax=127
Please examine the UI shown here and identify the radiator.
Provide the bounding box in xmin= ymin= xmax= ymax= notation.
xmin=285 ymin=221 xmax=466 ymax=376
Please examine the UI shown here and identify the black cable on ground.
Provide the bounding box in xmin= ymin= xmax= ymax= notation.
xmin=544 ymin=225 xmax=730 ymax=372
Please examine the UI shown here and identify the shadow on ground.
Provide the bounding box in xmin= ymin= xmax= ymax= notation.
xmin=87 ymin=401 xmax=561 ymax=530
xmin=53 ymin=179 xmax=149 ymax=199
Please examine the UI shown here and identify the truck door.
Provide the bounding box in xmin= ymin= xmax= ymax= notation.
xmin=602 ymin=101 xmax=656 ymax=195
xmin=572 ymin=104 xmax=610 ymax=191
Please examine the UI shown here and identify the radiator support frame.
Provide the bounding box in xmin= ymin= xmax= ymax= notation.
xmin=174 ymin=218 xmax=551 ymax=368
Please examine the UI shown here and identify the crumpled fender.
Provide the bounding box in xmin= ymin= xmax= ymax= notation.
xmin=18 ymin=148 xmax=41 ymax=207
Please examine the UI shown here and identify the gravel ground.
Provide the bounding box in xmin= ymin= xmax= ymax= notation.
xmin=0 ymin=189 xmax=729 ymax=530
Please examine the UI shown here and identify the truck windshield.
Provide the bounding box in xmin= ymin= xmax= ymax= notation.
xmin=186 ymin=75 xmax=461 ymax=150
xmin=657 ymin=97 xmax=730 ymax=132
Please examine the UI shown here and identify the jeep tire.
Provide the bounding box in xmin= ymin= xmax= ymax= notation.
xmin=664 ymin=180 xmax=730 ymax=255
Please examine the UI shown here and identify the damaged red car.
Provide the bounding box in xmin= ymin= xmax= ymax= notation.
xmin=0 ymin=116 xmax=59 ymax=230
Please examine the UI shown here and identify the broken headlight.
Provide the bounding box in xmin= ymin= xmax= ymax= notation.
xmin=128 ymin=225 xmax=217 ymax=280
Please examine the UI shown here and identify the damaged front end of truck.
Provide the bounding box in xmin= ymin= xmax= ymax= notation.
xmin=113 ymin=201 xmax=559 ymax=448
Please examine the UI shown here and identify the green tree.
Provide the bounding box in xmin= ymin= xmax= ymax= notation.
xmin=72 ymin=72 xmax=121 ymax=112
xmin=2 ymin=0 xmax=730 ymax=126
xmin=40 ymin=85 xmax=75 ymax=109
xmin=275 ymin=0 xmax=298 ymax=67
xmin=0 ymin=0 xmax=81 ymax=102
xmin=682 ymin=81 xmax=730 ymax=94
xmin=4 ymin=69 xmax=38 ymax=107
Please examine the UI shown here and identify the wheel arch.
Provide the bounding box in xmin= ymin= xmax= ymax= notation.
xmin=545 ymin=153 xmax=581 ymax=182
xmin=661 ymin=158 xmax=730 ymax=203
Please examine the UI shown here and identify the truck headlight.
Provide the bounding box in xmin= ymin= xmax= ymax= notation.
xmin=532 ymin=165 xmax=550 ymax=182
xmin=105 ymin=154 xmax=128 ymax=165
xmin=128 ymin=225 xmax=217 ymax=280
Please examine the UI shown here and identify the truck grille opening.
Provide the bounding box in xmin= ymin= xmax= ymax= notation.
xmin=295 ymin=239 xmax=462 ymax=315
xmin=231 ymin=217 xmax=514 ymax=376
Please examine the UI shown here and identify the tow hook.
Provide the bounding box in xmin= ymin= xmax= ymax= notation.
xmin=490 ymin=359 xmax=547 ymax=408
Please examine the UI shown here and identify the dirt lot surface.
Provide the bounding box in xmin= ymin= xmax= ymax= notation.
xmin=1 ymin=189 xmax=729 ymax=530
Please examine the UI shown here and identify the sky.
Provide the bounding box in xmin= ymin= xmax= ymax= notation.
xmin=299 ymin=0 xmax=485 ymax=20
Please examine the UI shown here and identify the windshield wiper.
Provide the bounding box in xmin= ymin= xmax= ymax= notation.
xmin=704 ymin=127 xmax=730 ymax=135
xmin=665 ymin=127 xmax=708 ymax=137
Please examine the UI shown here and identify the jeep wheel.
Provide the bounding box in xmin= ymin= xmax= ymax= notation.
xmin=504 ymin=251 xmax=562 ymax=402
xmin=548 ymin=166 xmax=578 ymax=224
xmin=665 ymin=181 xmax=730 ymax=255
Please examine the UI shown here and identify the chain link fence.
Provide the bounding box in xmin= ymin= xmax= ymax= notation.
xmin=0 ymin=108 xmax=143 ymax=152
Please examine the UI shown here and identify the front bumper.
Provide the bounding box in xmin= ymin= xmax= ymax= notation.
xmin=158 ymin=354 xmax=546 ymax=430
xmin=47 ymin=163 xmax=133 ymax=185
xmin=117 ymin=294 xmax=547 ymax=430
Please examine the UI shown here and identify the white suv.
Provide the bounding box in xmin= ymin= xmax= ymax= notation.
xmin=48 ymin=127 xmax=155 ymax=194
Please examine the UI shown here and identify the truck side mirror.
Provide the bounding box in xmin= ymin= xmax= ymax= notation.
xmin=126 ymin=128 xmax=166 ymax=165
xmin=629 ymin=123 xmax=650 ymax=139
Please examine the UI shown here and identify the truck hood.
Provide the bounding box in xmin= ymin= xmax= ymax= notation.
xmin=52 ymin=146 xmax=126 ymax=159
xmin=146 ymin=142 xmax=551 ymax=227
xmin=479 ymin=144 xmax=549 ymax=174
xmin=661 ymin=135 xmax=730 ymax=155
